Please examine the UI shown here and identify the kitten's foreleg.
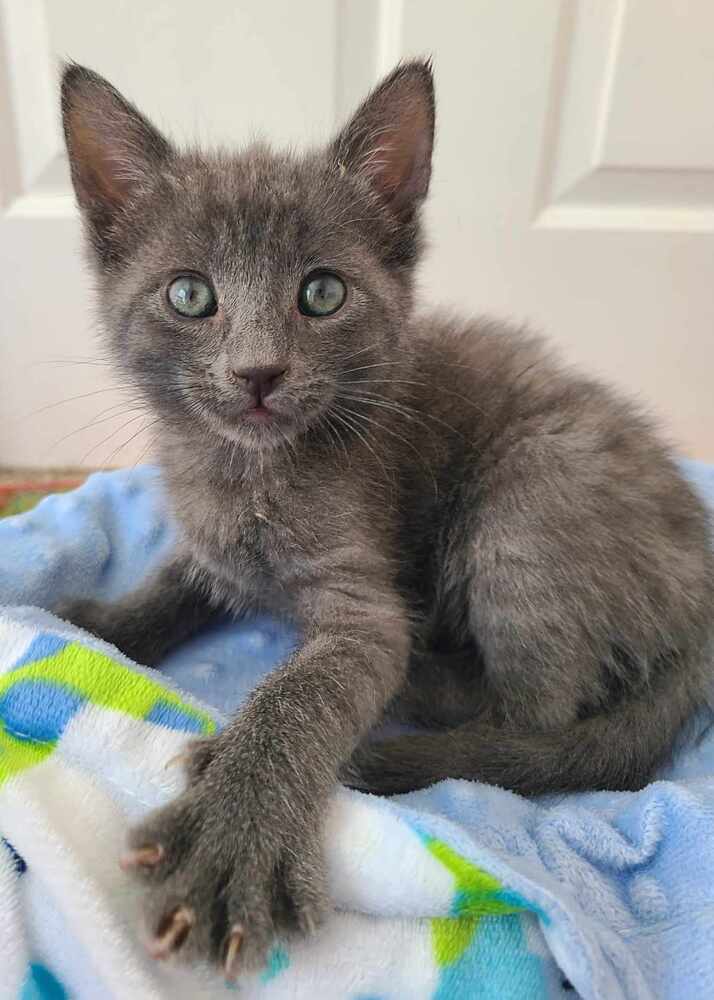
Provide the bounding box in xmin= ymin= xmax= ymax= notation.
xmin=54 ymin=556 xmax=217 ymax=665
xmin=122 ymin=568 xmax=411 ymax=968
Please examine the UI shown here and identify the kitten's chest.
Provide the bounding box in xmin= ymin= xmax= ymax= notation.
xmin=173 ymin=479 xmax=315 ymax=608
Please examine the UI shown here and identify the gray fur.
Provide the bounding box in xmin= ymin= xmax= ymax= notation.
xmin=58 ymin=60 xmax=713 ymax=972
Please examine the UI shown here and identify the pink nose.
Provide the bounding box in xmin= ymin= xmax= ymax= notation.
xmin=230 ymin=365 xmax=287 ymax=401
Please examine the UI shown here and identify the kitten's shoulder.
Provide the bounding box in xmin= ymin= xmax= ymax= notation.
xmin=408 ymin=310 xmax=567 ymax=423
xmin=409 ymin=310 xmax=553 ymax=375
xmin=407 ymin=309 xmax=672 ymax=462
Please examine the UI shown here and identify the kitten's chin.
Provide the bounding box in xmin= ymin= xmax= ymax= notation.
xmin=218 ymin=423 xmax=289 ymax=452
xmin=202 ymin=408 xmax=298 ymax=454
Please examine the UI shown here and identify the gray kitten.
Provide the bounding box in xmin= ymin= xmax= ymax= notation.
xmin=59 ymin=59 xmax=713 ymax=976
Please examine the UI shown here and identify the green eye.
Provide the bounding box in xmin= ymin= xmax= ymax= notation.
xmin=298 ymin=272 xmax=346 ymax=317
xmin=167 ymin=275 xmax=217 ymax=318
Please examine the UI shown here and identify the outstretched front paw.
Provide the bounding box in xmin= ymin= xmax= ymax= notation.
xmin=121 ymin=736 xmax=328 ymax=978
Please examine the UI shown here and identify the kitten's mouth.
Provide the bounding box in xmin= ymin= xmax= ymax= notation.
xmin=242 ymin=404 xmax=274 ymax=424
xmin=199 ymin=398 xmax=289 ymax=448
xmin=199 ymin=388 xmax=326 ymax=450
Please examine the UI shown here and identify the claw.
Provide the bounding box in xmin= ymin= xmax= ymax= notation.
xmin=164 ymin=750 xmax=189 ymax=771
xmin=223 ymin=924 xmax=245 ymax=981
xmin=119 ymin=844 xmax=164 ymax=872
xmin=301 ymin=910 xmax=317 ymax=936
xmin=147 ymin=906 xmax=195 ymax=959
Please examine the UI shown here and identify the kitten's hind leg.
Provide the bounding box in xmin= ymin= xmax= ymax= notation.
xmin=346 ymin=437 xmax=712 ymax=797
xmin=387 ymin=647 xmax=492 ymax=729
xmin=54 ymin=556 xmax=217 ymax=665
xmin=342 ymin=665 xmax=703 ymax=796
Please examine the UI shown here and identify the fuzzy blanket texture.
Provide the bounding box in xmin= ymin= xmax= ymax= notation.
xmin=0 ymin=461 xmax=713 ymax=1000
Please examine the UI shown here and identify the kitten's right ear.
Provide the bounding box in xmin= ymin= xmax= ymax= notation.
xmin=61 ymin=63 xmax=172 ymax=251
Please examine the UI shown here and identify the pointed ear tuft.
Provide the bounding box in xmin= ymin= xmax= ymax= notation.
xmin=61 ymin=62 xmax=172 ymax=247
xmin=332 ymin=59 xmax=435 ymax=221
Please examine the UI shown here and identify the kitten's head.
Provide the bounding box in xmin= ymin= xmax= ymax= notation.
xmin=61 ymin=60 xmax=434 ymax=456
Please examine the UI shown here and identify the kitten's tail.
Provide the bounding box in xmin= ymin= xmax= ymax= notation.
xmin=343 ymin=677 xmax=709 ymax=796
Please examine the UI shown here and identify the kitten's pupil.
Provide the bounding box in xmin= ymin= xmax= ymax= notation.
xmin=299 ymin=272 xmax=346 ymax=317
xmin=167 ymin=275 xmax=216 ymax=318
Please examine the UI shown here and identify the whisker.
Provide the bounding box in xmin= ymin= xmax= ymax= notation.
xmin=50 ymin=402 xmax=149 ymax=449
xmin=335 ymin=403 xmax=439 ymax=501
xmin=337 ymin=340 xmax=384 ymax=365
xmin=19 ymin=386 xmax=132 ymax=423
xmin=30 ymin=362 xmax=110 ymax=374
xmin=339 ymin=392 xmax=433 ymax=429
xmin=340 ymin=361 xmax=407 ymax=376
xmin=338 ymin=378 xmax=429 ymax=388
xmin=338 ymin=375 xmax=485 ymax=416
xmin=319 ymin=412 xmax=351 ymax=466
xmin=103 ymin=416 xmax=162 ymax=468
xmin=79 ymin=411 xmax=150 ymax=466
xmin=331 ymin=406 xmax=394 ymax=489
xmin=338 ymin=391 xmax=465 ymax=439
xmin=132 ymin=428 xmax=162 ymax=468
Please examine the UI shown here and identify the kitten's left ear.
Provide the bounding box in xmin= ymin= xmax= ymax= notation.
xmin=61 ymin=63 xmax=173 ymax=252
xmin=332 ymin=59 xmax=435 ymax=222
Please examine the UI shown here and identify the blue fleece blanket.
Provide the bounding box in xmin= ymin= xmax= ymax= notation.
xmin=0 ymin=461 xmax=713 ymax=999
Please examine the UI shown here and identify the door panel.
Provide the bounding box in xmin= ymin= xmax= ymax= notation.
xmin=403 ymin=0 xmax=714 ymax=458
xmin=1 ymin=0 xmax=712 ymax=466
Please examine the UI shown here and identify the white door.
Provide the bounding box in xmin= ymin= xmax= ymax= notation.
xmin=1 ymin=0 xmax=713 ymax=467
